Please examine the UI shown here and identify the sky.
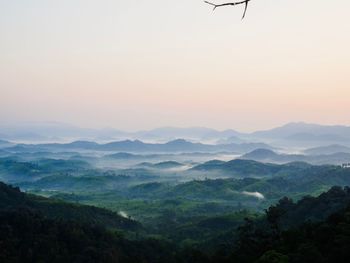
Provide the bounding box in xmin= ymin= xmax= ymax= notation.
xmin=1 ymin=0 xmax=350 ymax=132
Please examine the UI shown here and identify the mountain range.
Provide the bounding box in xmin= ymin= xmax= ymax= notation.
xmin=1 ymin=122 xmax=350 ymax=147
xmin=250 ymin=122 xmax=350 ymax=140
xmin=3 ymin=139 xmax=272 ymax=154
xmin=241 ymin=148 xmax=350 ymax=165
xmin=303 ymin=144 xmax=350 ymax=155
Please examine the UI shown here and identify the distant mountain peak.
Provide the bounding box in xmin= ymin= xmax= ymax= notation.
xmin=166 ymin=139 xmax=190 ymax=144
xmin=242 ymin=148 xmax=278 ymax=159
xmin=304 ymin=144 xmax=350 ymax=155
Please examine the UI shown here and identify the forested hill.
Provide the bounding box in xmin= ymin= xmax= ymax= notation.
xmin=0 ymin=182 xmax=181 ymax=263
xmin=2 ymin=182 xmax=350 ymax=262
xmin=228 ymin=186 xmax=350 ymax=263
xmin=0 ymin=181 xmax=220 ymax=263
xmin=0 ymin=182 xmax=139 ymax=231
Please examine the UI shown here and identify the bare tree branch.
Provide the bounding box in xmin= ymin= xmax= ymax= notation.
xmin=204 ymin=0 xmax=252 ymax=19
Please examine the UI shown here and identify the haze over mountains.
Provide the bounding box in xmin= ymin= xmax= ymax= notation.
xmin=3 ymin=139 xmax=273 ymax=155
xmin=1 ymin=121 xmax=350 ymax=262
xmin=241 ymin=148 xmax=350 ymax=165
xmin=1 ymin=122 xmax=349 ymax=146
xmin=1 ymin=121 xmax=350 ymax=166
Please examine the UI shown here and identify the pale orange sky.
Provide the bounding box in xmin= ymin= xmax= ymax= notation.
xmin=1 ymin=0 xmax=350 ymax=131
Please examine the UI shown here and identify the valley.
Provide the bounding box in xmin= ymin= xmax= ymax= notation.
xmin=1 ymin=123 xmax=350 ymax=262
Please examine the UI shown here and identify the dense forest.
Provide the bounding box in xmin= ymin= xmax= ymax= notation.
xmin=1 ymin=182 xmax=350 ymax=262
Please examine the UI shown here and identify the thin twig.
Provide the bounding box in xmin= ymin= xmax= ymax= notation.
xmin=204 ymin=0 xmax=252 ymax=19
